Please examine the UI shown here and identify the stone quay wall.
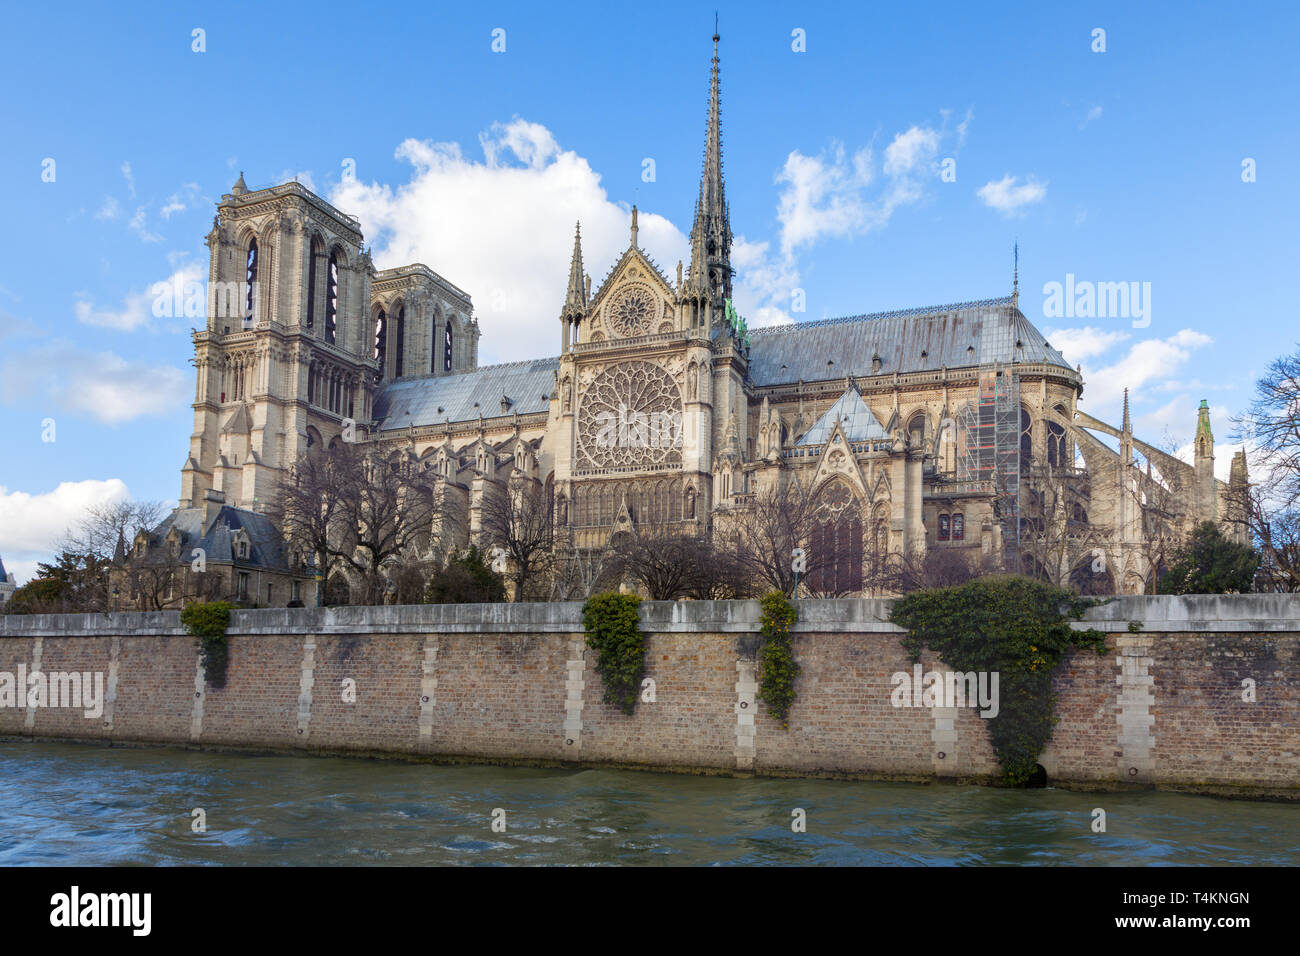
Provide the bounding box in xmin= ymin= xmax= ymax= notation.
xmin=1 ymin=595 xmax=1295 ymax=798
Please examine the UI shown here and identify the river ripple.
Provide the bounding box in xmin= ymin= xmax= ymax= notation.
xmin=0 ymin=740 xmax=1294 ymax=866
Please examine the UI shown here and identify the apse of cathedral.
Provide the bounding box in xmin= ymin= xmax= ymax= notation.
xmin=161 ymin=32 xmax=1247 ymax=603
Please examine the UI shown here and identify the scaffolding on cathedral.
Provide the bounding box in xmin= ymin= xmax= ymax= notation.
xmin=958 ymin=366 xmax=1021 ymax=568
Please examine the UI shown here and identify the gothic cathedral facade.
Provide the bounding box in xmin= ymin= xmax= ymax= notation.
xmin=150 ymin=33 xmax=1244 ymax=604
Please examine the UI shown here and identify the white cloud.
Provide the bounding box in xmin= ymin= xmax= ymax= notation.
xmin=121 ymin=161 xmax=136 ymax=199
xmin=329 ymin=119 xmax=689 ymax=363
xmin=977 ymin=175 xmax=1047 ymax=215
xmin=160 ymin=182 xmax=202 ymax=220
xmin=129 ymin=206 xmax=163 ymax=243
xmin=96 ymin=196 xmax=121 ymax=221
xmin=1045 ymin=326 xmax=1130 ymax=363
xmin=1080 ymin=105 xmax=1103 ymax=129
xmin=0 ymin=309 xmax=42 ymax=344
xmin=775 ymin=123 xmax=942 ymax=258
xmin=75 ymin=289 xmax=153 ymax=332
xmin=0 ymin=479 xmax=131 ymax=585
xmin=0 ymin=341 xmax=189 ymax=424
xmin=75 ymin=264 xmax=203 ymax=332
xmin=1077 ymin=329 xmax=1214 ymax=418
xmin=884 ymin=126 xmax=940 ymax=176
xmin=730 ymin=236 xmax=800 ymax=328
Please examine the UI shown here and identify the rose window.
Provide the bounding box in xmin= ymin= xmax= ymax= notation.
xmin=609 ymin=287 xmax=655 ymax=338
xmin=577 ymin=361 xmax=683 ymax=470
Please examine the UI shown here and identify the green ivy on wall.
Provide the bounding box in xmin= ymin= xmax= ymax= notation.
xmin=180 ymin=601 xmax=234 ymax=689
xmin=757 ymin=591 xmax=800 ymax=729
xmin=889 ymin=577 xmax=1108 ymax=786
xmin=581 ymin=592 xmax=645 ymax=716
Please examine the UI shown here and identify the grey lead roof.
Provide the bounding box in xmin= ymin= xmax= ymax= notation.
xmin=375 ymin=358 xmax=560 ymax=431
xmin=796 ymin=388 xmax=889 ymax=446
xmin=747 ymin=296 xmax=1074 ymax=387
xmin=372 ymin=297 xmax=1073 ymax=429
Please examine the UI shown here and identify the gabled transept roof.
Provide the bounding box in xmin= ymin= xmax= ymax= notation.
xmin=796 ymin=387 xmax=889 ymax=446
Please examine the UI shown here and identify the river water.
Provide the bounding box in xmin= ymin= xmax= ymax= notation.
xmin=0 ymin=740 xmax=1294 ymax=866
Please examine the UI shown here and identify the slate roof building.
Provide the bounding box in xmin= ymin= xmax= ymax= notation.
xmin=169 ymin=32 xmax=1246 ymax=601
xmin=116 ymin=490 xmax=314 ymax=609
xmin=0 ymin=556 xmax=16 ymax=605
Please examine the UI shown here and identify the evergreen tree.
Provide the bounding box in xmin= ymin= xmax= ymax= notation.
xmin=1160 ymin=521 xmax=1260 ymax=594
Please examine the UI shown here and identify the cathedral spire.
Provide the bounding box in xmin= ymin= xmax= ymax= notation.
xmin=687 ymin=27 xmax=732 ymax=305
xmin=565 ymin=221 xmax=586 ymax=310
xmin=1122 ymin=387 xmax=1131 ymax=433
xmin=560 ymin=222 xmax=586 ymax=353
xmin=1012 ymin=240 xmax=1019 ymax=309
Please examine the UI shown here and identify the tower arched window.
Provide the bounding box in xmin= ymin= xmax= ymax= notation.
xmin=444 ymin=322 xmax=454 ymax=372
xmin=305 ymin=239 xmax=320 ymax=330
xmin=374 ymin=309 xmax=387 ymax=378
xmin=244 ymin=238 xmax=258 ymax=327
xmin=325 ymin=251 xmax=339 ymax=345
xmin=393 ymin=306 xmax=405 ymax=378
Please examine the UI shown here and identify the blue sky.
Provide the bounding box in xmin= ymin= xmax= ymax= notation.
xmin=1 ymin=0 xmax=1297 ymax=583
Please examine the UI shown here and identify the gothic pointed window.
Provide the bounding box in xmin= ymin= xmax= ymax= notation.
xmin=444 ymin=322 xmax=454 ymax=372
xmin=907 ymin=412 xmax=925 ymax=450
xmin=1020 ymin=407 xmax=1034 ymax=469
xmin=952 ymin=513 xmax=964 ymax=541
xmin=325 ymin=251 xmax=339 ymax=345
xmin=393 ymin=306 xmax=405 ymax=378
xmin=1047 ymin=406 xmax=1068 ymax=467
xmin=305 ymin=240 xmax=319 ymax=330
xmin=244 ymin=238 xmax=258 ymax=327
xmin=809 ymin=480 xmax=863 ymax=595
xmin=1047 ymin=420 xmax=1066 ymax=467
xmin=374 ymin=309 xmax=387 ymax=378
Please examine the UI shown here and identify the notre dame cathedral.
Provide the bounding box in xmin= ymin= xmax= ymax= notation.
xmin=131 ymin=33 xmax=1246 ymax=606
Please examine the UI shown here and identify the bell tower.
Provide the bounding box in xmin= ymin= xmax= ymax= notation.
xmin=181 ymin=176 xmax=378 ymax=511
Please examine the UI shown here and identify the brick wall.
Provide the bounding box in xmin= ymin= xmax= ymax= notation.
xmin=1 ymin=597 xmax=1296 ymax=797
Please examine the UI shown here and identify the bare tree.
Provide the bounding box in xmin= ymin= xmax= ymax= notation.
xmin=728 ymin=478 xmax=838 ymax=596
xmin=1234 ymin=346 xmax=1300 ymax=505
xmin=1018 ymin=465 xmax=1108 ymax=590
xmin=897 ymin=546 xmax=982 ymax=592
xmin=274 ymin=443 xmax=435 ymax=605
xmin=548 ymin=545 xmax=616 ymax=601
xmin=64 ymin=499 xmax=167 ymax=560
xmin=607 ymin=524 xmax=716 ymax=600
xmin=1226 ymin=482 xmax=1300 ymax=591
xmin=1231 ymin=345 xmax=1300 ymax=591
xmin=478 ymin=475 xmax=553 ymax=602
xmin=1127 ymin=441 xmax=1199 ymax=594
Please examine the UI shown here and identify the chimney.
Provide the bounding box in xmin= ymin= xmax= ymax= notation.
xmin=203 ymin=488 xmax=226 ymax=529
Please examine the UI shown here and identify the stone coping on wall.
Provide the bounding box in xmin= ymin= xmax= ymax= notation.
xmin=1 ymin=593 xmax=1296 ymax=638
